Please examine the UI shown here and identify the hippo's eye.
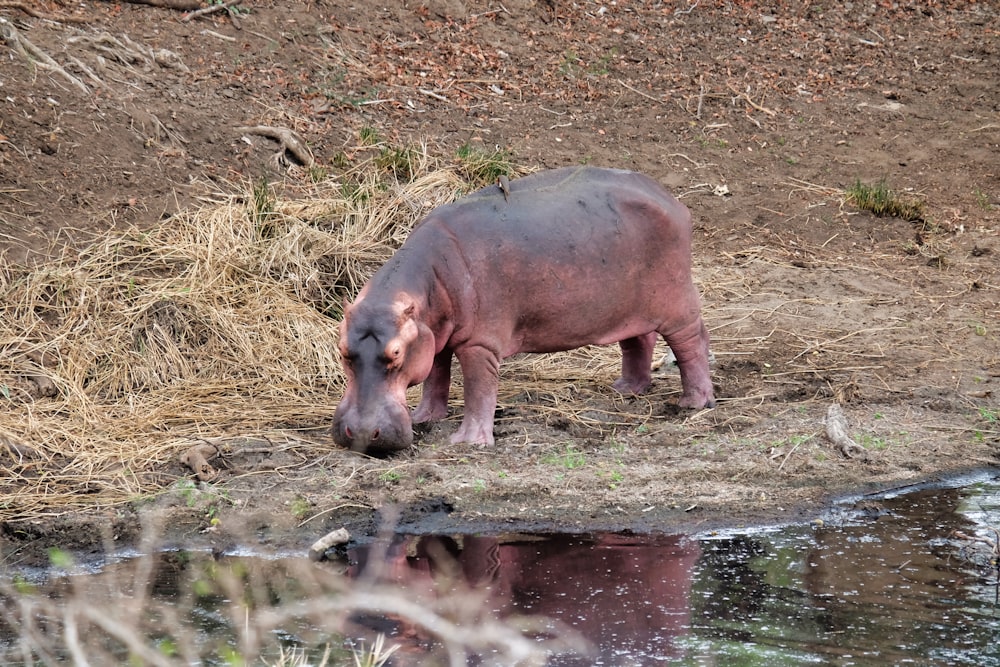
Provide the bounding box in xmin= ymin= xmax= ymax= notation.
xmin=382 ymin=345 xmax=402 ymax=369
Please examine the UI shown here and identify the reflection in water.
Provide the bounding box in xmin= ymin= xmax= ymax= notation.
xmin=348 ymin=533 xmax=700 ymax=665
xmin=347 ymin=476 xmax=1000 ymax=665
xmin=3 ymin=474 xmax=999 ymax=665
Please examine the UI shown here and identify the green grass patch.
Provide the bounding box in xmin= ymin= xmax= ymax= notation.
xmin=979 ymin=407 xmax=998 ymax=424
xmin=376 ymin=144 xmax=421 ymax=180
xmin=542 ymin=445 xmax=587 ymax=470
xmin=844 ymin=179 xmax=924 ymax=221
xmin=456 ymin=142 xmax=513 ymax=188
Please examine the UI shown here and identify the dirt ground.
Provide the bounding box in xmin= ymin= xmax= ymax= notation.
xmin=1 ymin=0 xmax=998 ymax=563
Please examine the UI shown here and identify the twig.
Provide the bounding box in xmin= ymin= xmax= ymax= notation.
xmin=674 ymin=1 xmax=699 ymax=15
xmin=236 ymin=125 xmax=314 ymax=166
xmin=788 ymin=326 xmax=903 ymax=362
xmin=696 ymin=74 xmax=706 ymax=119
xmin=668 ymin=152 xmax=712 ymax=169
xmin=784 ymin=177 xmax=843 ymax=197
xmin=617 ymin=79 xmax=661 ymax=103
xmin=66 ymin=55 xmax=106 ymax=88
xmin=299 ymin=501 xmax=372 ymax=527
xmin=419 ymin=88 xmax=449 ymax=102
xmin=182 ymin=0 xmax=243 ymax=22
xmin=727 ymin=82 xmax=777 ymax=116
xmin=777 ymin=435 xmax=810 ymax=472
xmin=200 ymin=29 xmax=237 ymax=42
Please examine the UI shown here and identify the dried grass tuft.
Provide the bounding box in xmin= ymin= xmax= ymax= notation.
xmin=0 ymin=150 xmax=524 ymax=519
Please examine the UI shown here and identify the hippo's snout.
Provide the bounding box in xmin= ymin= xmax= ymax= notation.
xmin=333 ymin=396 xmax=413 ymax=454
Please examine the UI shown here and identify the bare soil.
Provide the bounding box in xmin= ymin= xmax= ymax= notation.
xmin=1 ymin=0 xmax=998 ymax=563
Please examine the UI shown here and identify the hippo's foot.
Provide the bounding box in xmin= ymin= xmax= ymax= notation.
xmin=449 ymin=419 xmax=495 ymax=446
xmin=615 ymin=333 xmax=655 ymax=395
xmin=678 ymin=388 xmax=716 ymax=410
xmin=611 ymin=376 xmax=652 ymax=395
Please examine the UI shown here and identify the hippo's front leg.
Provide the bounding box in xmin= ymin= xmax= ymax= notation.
xmin=450 ymin=344 xmax=501 ymax=445
xmin=413 ymin=349 xmax=452 ymax=423
xmin=612 ymin=332 xmax=657 ymax=394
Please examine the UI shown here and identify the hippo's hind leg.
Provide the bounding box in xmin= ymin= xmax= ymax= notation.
xmin=612 ymin=332 xmax=657 ymax=394
xmin=413 ymin=349 xmax=452 ymax=423
xmin=661 ymin=319 xmax=716 ymax=409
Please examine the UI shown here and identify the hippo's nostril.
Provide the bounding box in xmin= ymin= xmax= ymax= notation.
xmin=371 ymin=428 xmax=380 ymax=441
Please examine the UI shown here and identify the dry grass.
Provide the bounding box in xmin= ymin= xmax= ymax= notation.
xmin=0 ymin=149 xmax=524 ymax=520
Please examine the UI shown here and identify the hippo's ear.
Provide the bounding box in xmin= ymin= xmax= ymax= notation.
xmin=341 ymin=296 xmax=353 ymax=321
xmin=392 ymin=296 xmax=416 ymax=324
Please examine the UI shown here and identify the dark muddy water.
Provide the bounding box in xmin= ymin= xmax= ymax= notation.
xmin=4 ymin=471 xmax=1000 ymax=665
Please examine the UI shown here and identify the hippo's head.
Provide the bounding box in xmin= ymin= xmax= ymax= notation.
xmin=332 ymin=294 xmax=435 ymax=454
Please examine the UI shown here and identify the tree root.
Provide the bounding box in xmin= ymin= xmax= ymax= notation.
xmin=236 ymin=125 xmax=315 ymax=167
xmin=67 ymin=32 xmax=189 ymax=74
xmin=0 ymin=17 xmax=90 ymax=94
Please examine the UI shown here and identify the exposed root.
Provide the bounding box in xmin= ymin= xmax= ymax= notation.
xmin=236 ymin=125 xmax=315 ymax=167
xmin=66 ymin=32 xmax=189 ymax=74
xmin=0 ymin=17 xmax=90 ymax=94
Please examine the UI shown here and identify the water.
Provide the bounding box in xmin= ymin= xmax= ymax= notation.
xmin=3 ymin=471 xmax=1000 ymax=665
xmin=688 ymin=478 xmax=1000 ymax=666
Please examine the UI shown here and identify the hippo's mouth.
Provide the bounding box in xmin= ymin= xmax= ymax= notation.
xmin=332 ymin=402 xmax=414 ymax=455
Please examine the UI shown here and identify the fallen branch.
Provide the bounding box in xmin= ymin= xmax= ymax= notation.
xmin=236 ymin=125 xmax=314 ymax=166
xmin=824 ymin=403 xmax=869 ymax=461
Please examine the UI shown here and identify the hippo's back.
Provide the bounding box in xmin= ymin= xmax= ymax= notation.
xmin=409 ymin=166 xmax=699 ymax=353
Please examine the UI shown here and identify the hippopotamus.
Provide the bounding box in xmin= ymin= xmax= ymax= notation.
xmin=332 ymin=166 xmax=715 ymax=454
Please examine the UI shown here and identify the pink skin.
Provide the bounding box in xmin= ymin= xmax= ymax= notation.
xmin=332 ymin=166 xmax=715 ymax=453
xmin=332 ymin=297 xmax=436 ymax=453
